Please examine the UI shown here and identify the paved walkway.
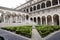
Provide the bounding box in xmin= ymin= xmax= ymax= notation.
xmin=0 ymin=29 xmax=30 ymax=40
xmin=44 ymin=30 xmax=60 ymax=40
xmin=31 ymin=25 xmax=42 ymax=40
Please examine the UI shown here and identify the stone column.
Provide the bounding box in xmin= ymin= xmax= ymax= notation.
xmin=3 ymin=15 xmax=5 ymax=23
xmin=41 ymin=18 xmax=42 ymax=25
xmin=59 ymin=16 xmax=60 ymax=25
xmin=46 ymin=17 xmax=47 ymax=25
xmin=52 ymin=16 xmax=54 ymax=25
xmin=51 ymin=0 xmax=52 ymax=6
xmin=58 ymin=0 xmax=59 ymax=4
xmin=36 ymin=17 xmax=38 ymax=24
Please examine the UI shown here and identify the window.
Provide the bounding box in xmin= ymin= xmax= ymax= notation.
xmin=37 ymin=4 xmax=40 ymax=9
xmin=30 ymin=7 xmax=33 ymax=12
xmin=33 ymin=6 xmax=36 ymax=11
xmin=46 ymin=1 xmax=51 ymax=7
xmin=52 ymin=0 xmax=58 ymax=5
xmin=41 ymin=3 xmax=45 ymax=8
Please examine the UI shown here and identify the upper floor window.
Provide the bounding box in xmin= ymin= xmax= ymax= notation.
xmin=30 ymin=7 xmax=33 ymax=12
xmin=33 ymin=6 xmax=36 ymax=11
xmin=52 ymin=0 xmax=58 ymax=5
xmin=46 ymin=1 xmax=51 ymax=7
xmin=37 ymin=4 xmax=40 ymax=9
xmin=41 ymin=3 xmax=45 ymax=8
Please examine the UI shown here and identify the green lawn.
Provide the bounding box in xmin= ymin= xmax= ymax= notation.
xmin=36 ymin=25 xmax=60 ymax=38
xmin=1 ymin=26 xmax=32 ymax=38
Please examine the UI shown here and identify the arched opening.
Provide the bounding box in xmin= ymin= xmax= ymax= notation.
xmin=37 ymin=4 xmax=40 ymax=9
xmin=46 ymin=1 xmax=51 ymax=7
xmin=53 ymin=14 xmax=59 ymax=25
xmin=30 ymin=7 xmax=33 ymax=12
xmin=59 ymin=0 xmax=60 ymax=4
xmin=33 ymin=6 xmax=36 ymax=11
xmin=30 ymin=18 xmax=33 ymax=21
xmin=26 ymin=15 xmax=29 ymax=20
xmin=37 ymin=17 xmax=41 ymax=25
xmin=42 ymin=16 xmax=46 ymax=25
xmin=41 ymin=3 xmax=45 ymax=8
xmin=26 ymin=9 xmax=29 ymax=12
xmin=47 ymin=15 xmax=52 ymax=25
xmin=52 ymin=0 xmax=58 ymax=5
xmin=34 ymin=17 xmax=36 ymax=22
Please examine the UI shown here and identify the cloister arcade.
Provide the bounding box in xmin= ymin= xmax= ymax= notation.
xmin=30 ymin=14 xmax=60 ymax=25
xmin=23 ymin=0 xmax=60 ymax=13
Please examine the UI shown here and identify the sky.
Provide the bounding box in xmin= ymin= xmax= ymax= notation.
xmin=0 ymin=0 xmax=26 ymax=8
xmin=0 ymin=0 xmax=27 ymax=16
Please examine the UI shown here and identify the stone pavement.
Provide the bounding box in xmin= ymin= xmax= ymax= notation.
xmin=44 ymin=30 xmax=60 ymax=40
xmin=31 ymin=25 xmax=42 ymax=40
xmin=0 ymin=29 xmax=30 ymax=40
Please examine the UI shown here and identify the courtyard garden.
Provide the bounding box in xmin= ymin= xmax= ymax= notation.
xmin=1 ymin=26 xmax=32 ymax=38
xmin=36 ymin=25 xmax=60 ymax=38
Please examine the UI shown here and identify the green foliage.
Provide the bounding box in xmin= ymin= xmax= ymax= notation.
xmin=1 ymin=26 xmax=32 ymax=38
xmin=36 ymin=25 xmax=60 ymax=38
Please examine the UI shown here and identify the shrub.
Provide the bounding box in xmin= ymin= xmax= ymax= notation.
xmin=36 ymin=25 xmax=60 ymax=38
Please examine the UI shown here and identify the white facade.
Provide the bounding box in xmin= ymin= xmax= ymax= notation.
xmin=0 ymin=0 xmax=60 ymax=27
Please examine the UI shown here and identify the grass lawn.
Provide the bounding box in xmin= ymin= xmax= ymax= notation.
xmin=1 ymin=26 xmax=32 ymax=38
xmin=36 ymin=25 xmax=60 ymax=38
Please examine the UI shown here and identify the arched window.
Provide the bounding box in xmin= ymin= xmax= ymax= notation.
xmin=30 ymin=7 xmax=33 ymax=12
xmin=30 ymin=18 xmax=33 ymax=21
xmin=34 ymin=17 xmax=36 ymax=22
xmin=41 ymin=3 xmax=45 ymax=8
xmin=33 ymin=6 xmax=36 ymax=11
xmin=52 ymin=0 xmax=58 ymax=5
xmin=37 ymin=4 xmax=40 ymax=9
xmin=46 ymin=1 xmax=51 ymax=7
xmin=26 ymin=15 xmax=29 ymax=20
xmin=26 ymin=9 xmax=28 ymax=12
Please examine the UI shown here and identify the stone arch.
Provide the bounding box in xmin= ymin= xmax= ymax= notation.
xmin=53 ymin=14 xmax=59 ymax=25
xmin=47 ymin=15 xmax=52 ymax=25
xmin=46 ymin=1 xmax=51 ymax=7
xmin=26 ymin=15 xmax=29 ymax=20
xmin=30 ymin=7 xmax=33 ymax=12
xmin=52 ymin=0 xmax=58 ymax=5
xmin=33 ymin=6 xmax=36 ymax=11
xmin=37 ymin=4 xmax=40 ymax=9
xmin=42 ymin=16 xmax=46 ymax=25
xmin=30 ymin=18 xmax=33 ymax=21
xmin=34 ymin=17 xmax=36 ymax=22
xmin=41 ymin=3 xmax=45 ymax=8
xmin=37 ymin=17 xmax=41 ymax=25
xmin=26 ymin=9 xmax=28 ymax=12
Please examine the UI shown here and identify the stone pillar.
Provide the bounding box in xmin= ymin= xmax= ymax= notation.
xmin=58 ymin=0 xmax=59 ymax=4
xmin=36 ymin=17 xmax=38 ymax=24
xmin=51 ymin=0 xmax=52 ymax=6
xmin=41 ymin=18 xmax=42 ymax=25
xmin=3 ymin=15 xmax=5 ymax=23
xmin=59 ymin=16 xmax=60 ymax=25
xmin=46 ymin=17 xmax=47 ymax=25
xmin=52 ymin=16 xmax=54 ymax=25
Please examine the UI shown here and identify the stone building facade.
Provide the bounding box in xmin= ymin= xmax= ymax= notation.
xmin=0 ymin=0 xmax=60 ymax=26
xmin=16 ymin=0 xmax=60 ymax=25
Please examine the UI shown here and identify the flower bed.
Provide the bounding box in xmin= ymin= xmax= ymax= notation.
xmin=1 ymin=26 xmax=32 ymax=38
xmin=36 ymin=25 xmax=60 ymax=38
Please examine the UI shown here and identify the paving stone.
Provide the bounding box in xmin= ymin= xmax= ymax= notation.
xmin=0 ymin=29 xmax=30 ymax=40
